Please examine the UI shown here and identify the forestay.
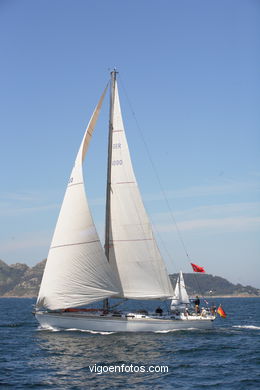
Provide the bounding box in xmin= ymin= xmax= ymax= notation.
xmin=108 ymin=80 xmax=174 ymax=299
xmin=37 ymin=86 xmax=121 ymax=310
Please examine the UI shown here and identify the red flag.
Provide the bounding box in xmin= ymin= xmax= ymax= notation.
xmin=217 ymin=305 xmax=227 ymax=318
xmin=191 ymin=263 xmax=205 ymax=273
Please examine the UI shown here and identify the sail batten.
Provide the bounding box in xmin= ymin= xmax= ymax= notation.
xmin=50 ymin=240 xmax=100 ymax=250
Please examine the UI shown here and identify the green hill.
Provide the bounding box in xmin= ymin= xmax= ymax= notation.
xmin=0 ymin=259 xmax=46 ymax=297
xmin=169 ymin=273 xmax=260 ymax=297
xmin=0 ymin=259 xmax=259 ymax=297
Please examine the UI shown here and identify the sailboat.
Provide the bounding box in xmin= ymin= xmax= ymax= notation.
xmin=35 ymin=70 xmax=216 ymax=332
xmin=170 ymin=271 xmax=190 ymax=311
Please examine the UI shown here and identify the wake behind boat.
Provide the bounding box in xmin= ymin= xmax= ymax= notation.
xmin=35 ymin=70 xmax=216 ymax=332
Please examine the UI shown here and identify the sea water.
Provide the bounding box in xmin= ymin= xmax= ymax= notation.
xmin=0 ymin=297 xmax=260 ymax=389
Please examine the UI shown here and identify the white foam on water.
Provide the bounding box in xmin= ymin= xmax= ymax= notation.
xmin=154 ymin=327 xmax=197 ymax=333
xmin=154 ymin=329 xmax=179 ymax=333
xmin=232 ymin=325 xmax=260 ymax=330
xmin=37 ymin=325 xmax=115 ymax=334
xmin=66 ymin=328 xmax=116 ymax=335
xmin=37 ymin=325 xmax=60 ymax=332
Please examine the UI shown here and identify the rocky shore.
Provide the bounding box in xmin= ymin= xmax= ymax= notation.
xmin=1 ymin=259 xmax=259 ymax=298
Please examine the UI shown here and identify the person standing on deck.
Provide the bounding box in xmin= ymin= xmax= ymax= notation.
xmin=194 ymin=296 xmax=200 ymax=313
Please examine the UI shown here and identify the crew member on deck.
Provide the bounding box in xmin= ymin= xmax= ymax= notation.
xmin=210 ymin=304 xmax=216 ymax=315
xmin=194 ymin=296 xmax=200 ymax=313
xmin=155 ymin=306 xmax=163 ymax=316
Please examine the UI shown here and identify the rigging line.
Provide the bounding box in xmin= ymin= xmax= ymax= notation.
xmin=118 ymin=74 xmax=191 ymax=263
xmin=147 ymin=208 xmax=181 ymax=271
xmin=118 ymin=74 xmax=209 ymax=306
xmin=162 ymin=299 xmax=170 ymax=315
xmin=109 ymin=299 xmax=128 ymax=310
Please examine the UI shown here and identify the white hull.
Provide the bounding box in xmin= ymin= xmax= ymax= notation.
xmin=35 ymin=311 xmax=215 ymax=332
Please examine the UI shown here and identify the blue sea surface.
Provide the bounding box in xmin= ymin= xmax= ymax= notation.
xmin=0 ymin=298 xmax=260 ymax=389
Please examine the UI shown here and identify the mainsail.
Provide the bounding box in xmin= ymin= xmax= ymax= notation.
xmin=170 ymin=271 xmax=190 ymax=308
xmin=37 ymin=86 xmax=121 ymax=310
xmin=107 ymin=76 xmax=174 ymax=299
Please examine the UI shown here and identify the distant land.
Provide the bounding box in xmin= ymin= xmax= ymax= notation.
xmin=1 ymin=259 xmax=259 ymax=298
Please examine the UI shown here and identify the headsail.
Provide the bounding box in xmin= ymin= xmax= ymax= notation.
xmin=170 ymin=271 xmax=190 ymax=309
xmin=107 ymin=76 xmax=173 ymax=299
xmin=37 ymin=86 xmax=121 ymax=310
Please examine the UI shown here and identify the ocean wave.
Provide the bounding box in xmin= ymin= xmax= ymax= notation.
xmin=37 ymin=325 xmax=60 ymax=332
xmin=37 ymin=325 xmax=115 ymax=335
xmin=232 ymin=325 xmax=260 ymax=330
xmin=154 ymin=328 xmax=197 ymax=333
xmin=66 ymin=328 xmax=115 ymax=335
xmin=0 ymin=322 xmax=32 ymax=328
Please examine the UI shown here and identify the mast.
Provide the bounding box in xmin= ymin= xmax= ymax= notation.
xmin=103 ymin=69 xmax=117 ymax=311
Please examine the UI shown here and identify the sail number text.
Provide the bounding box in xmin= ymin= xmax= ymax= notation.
xmin=113 ymin=143 xmax=121 ymax=149
xmin=112 ymin=160 xmax=123 ymax=166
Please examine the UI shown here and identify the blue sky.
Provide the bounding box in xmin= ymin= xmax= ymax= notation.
xmin=0 ymin=0 xmax=259 ymax=288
